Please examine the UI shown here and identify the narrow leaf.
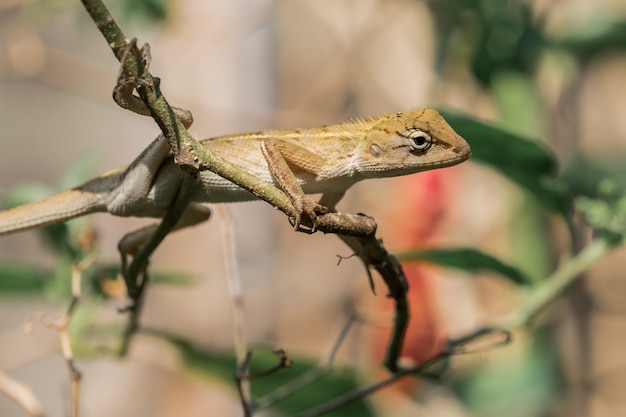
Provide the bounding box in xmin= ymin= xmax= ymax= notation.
xmin=396 ymin=248 xmax=531 ymax=286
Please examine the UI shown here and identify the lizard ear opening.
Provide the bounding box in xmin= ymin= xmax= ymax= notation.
xmin=370 ymin=143 xmax=383 ymax=158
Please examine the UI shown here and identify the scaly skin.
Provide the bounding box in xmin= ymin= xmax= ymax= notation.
xmin=0 ymin=108 xmax=470 ymax=235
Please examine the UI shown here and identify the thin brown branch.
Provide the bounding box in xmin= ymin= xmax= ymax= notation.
xmin=236 ymin=349 xmax=293 ymax=416
xmin=338 ymin=235 xmax=409 ymax=371
xmin=35 ymin=255 xmax=96 ymax=417
xmin=294 ymin=327 xmax=511 ymax=417
xmin=0 ymin=370 xmax=43 ymax=417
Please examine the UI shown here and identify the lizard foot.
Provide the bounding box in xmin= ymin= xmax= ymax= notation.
xmin=291 ymin=198 xmax=328 ymax=233
xmin=112 ymin=38 xmax=194 ymax=128
xmin=113 ymin=38 xmax=155 ymax=116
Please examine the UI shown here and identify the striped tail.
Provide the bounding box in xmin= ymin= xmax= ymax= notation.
xmin=0 ymin=188 xmax=106 ymax=236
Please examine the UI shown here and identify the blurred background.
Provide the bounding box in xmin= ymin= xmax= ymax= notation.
xmin=1 ymin=0 xmax=626 ymax=416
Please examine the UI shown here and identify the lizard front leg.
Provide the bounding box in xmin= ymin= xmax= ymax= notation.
xmin=260 ymin=139 xmax=330 ymax=232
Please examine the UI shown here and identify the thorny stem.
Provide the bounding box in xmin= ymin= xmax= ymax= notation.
xmin=339 ymin=235 xmax=409 ymax=371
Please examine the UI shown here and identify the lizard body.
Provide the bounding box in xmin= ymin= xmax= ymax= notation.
xmin=0 ymin=108 xmax=470 ymax=236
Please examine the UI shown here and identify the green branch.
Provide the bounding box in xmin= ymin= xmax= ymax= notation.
xmin=505 ymin=237 xmax=614 ymax=328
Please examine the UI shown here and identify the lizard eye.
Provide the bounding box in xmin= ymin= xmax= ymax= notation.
xmin=400 ymin=129 xmax=432 ymax=152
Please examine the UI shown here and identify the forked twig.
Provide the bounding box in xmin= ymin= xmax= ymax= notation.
xmin=236 ymin=349 xmax=293 ymax=416
xmin=252 ymin=315 xmax=357 ymax=413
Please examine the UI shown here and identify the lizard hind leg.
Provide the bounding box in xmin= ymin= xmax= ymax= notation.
xmin=113 ymin=38 xmax=194 ymax=129
xmin=117 ymin=203 xmax=212 ymax=285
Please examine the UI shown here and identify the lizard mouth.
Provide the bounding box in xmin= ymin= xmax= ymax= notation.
xmin=417 ymin=153 xmax=471 ymax=171
xmin=359 ymin=150 xmax=472 ymax=180
xmin=443 ymin=149 xmax=472 ymax=166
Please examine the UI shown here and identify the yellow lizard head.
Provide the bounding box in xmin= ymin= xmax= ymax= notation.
xmin=358 ymin=107 xmax=471 ymax=178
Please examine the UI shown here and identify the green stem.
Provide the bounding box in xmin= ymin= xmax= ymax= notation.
xmin=506 ymin=238 xmax=612 ymax=328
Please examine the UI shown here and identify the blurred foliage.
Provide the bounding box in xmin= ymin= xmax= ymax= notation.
xmin=425 ymin=1 xmax=626 ymax=417
xmin=576 ymin=179 xmax=626 ymax=244
xmin=441 ymin=109 xmax=572 ymax=216
xmin=0 ymin=263 xmax=49 ymax=294
xmin=428 ymin=0 xmax=544 ymax=86
xmin=158 ymin=333 xmax=373 ymax=417
xmin=24 ymin=0 xmax=169 ymax=25
xmin=555 ymin=18 xmax=626 ymax=63
xmin=562 ymin=156 xmax=626 ymax=198
xmin=0 ymin=257 xmax=197 ymax=299
xmin=452 ymin=327 xmax=561 ymax=417
xmin=0 ymin=151 xmax=196 ymax=300
xmin=429 ymin=0 xmax=626 ymax=81
xmin=114 ymin=0 xmax=169 ymax=23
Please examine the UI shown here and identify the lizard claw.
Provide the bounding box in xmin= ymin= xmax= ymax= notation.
xmin=291 ymin=199 xmax=328 ymax=233
xmin=111 ymin=38 xmax=194 ymax=129
xmin=113 ymin=38 xmax=155 ymax=116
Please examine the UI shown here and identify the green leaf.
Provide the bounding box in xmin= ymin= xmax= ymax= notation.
xmin=115 ymin=0 xmax=169 ymax=23
xmin=440 ymin=108 xmax=572 ymax=216
xmin=556 ymin=19 xmax=626 ymax=63
xmin=0 ymin=262 xmax=50 ymax=294
xmin=396 ymin=248 xmax=531 ymax=286
xmin=155 ymin=332 xmax=374 ymax=417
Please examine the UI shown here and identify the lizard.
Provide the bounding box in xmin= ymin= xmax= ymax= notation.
xmin=0 ymin=108 xmax=470 ymax=252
